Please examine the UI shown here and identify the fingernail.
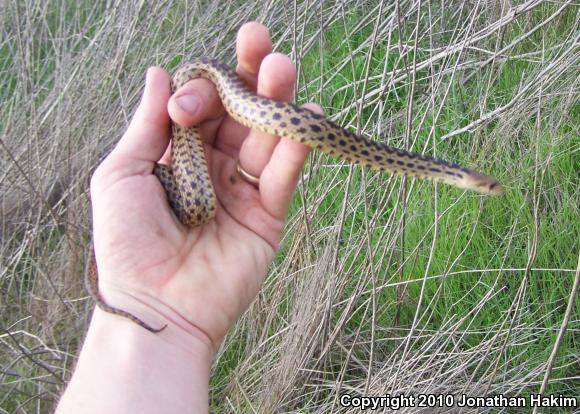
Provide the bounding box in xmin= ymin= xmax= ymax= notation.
xmin=176 ymin=95 xmax=200 ymax=115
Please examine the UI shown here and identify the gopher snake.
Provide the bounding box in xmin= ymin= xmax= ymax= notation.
xmin=86 ymin=58 xmax=503 ymax=332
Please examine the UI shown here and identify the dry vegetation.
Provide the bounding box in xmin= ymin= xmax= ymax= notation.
xmin=1 ymin=0 xmax=578 ymax=412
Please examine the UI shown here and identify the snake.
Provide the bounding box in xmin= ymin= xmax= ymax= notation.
xmin=86 ymin=58 xmax=503 ymax=332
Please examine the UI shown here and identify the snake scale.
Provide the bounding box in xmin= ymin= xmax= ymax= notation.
xmin=86 ymin=58 xmax=503 ymax=332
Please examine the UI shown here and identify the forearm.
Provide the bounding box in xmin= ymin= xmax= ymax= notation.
xmin=56 ymin=307 xmax=214 ymax=414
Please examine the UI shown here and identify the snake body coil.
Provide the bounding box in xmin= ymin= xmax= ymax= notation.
xmin=162 ymin=58 xmax=502 ymax=227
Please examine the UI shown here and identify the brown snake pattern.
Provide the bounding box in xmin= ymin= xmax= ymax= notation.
xmin=86 ymin=58 xmax=503 ymax=332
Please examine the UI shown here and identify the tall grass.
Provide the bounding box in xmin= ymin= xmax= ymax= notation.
xmin=1 ymin=0 xmax=578 ymax=412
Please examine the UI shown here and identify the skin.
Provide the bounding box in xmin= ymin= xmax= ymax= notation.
xmin=56 ymin=22 xmax=321 ymax=413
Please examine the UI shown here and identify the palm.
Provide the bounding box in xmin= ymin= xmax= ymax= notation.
xmin=93 ymin=123 xmax=281 ymax=344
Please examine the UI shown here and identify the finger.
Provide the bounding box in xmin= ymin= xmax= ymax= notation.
xmin=213 ymin=22 xmax=273 ymax=155
xmin=259 ymin=103 xmax=323 ymax=220
xmin=236 ymin=21 xmax=272 ymax=89
xmin=111 ymin=67 xmax=171 ymax=163
xmin=237 ymin=53 xmax=296 ymax=177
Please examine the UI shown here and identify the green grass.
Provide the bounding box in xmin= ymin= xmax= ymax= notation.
xmin=1 ymin=0 xmax=578 ymax=412
xmin=276 ymin=2 xmax=579 ymax=402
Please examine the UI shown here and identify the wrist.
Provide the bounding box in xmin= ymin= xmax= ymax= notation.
xmin=57 ymin=307 xmax=214 ymax=414
xmin=94 ymin=275 xmax=217 ymax=351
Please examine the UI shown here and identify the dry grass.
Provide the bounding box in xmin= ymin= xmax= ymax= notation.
xmin=1 ymin=0 xmax=578 ymax=412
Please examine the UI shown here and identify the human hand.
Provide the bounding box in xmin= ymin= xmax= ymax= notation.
xmin=89 ymin=22 xmax=321 ymax=349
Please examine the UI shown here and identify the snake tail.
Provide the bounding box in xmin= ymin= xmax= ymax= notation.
xmin=85 ymin=248 xmax=167 ymax=333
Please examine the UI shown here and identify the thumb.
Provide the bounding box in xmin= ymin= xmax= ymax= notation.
xmin=110 ymin=67 xmax=172 ymax=164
